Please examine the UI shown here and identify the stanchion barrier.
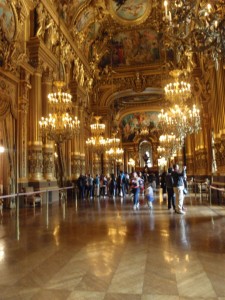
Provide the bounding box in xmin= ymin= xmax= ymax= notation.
xmin=0 ymin=186 xmax=75 ymax=204
xmin=192 ymin=180 xmax=210 ymax=201
xmin=209 ymin=185 xmax=225 ymax=206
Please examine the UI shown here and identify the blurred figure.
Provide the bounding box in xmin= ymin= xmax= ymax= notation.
xmin=165 ymin=167 xmax=175 ymax=211
xmin=172 ymin=164 xmax=187 ymax=214
xmin=131 ymin=172 xmax=141 ymax=210
xmin=145 ymin=182 xmax=154 ymax=209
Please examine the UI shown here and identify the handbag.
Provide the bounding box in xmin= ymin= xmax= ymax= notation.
xmin=183 ymin=188 xmax=188 ymax=195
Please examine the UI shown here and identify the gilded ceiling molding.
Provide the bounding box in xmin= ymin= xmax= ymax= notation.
xmin=37 ymin=1 xmax=90 ymax=74
xmin=71 ymin=0 xmax=92 ymax=30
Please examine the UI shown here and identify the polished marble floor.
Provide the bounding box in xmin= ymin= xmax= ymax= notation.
xmin=0 ymin=192 xmax=225 ymax=300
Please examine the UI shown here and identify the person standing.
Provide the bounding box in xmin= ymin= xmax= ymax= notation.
xmin=145 ymin=182 xmax=154 ymax=209
xmin=172 ymin=164 xmax=187 ymax=214
xmin=131 ymin=172 xmax=140 ymax=210
xmin=95 ymin=174 xmax=100 ymax=197
xmin=165 ymin=167 xmax=175 ymax=211
xmin=87 ymin=174 xmax=94 ymax=199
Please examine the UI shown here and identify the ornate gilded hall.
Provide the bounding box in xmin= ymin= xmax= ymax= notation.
xmin=0 ymin=0 xmax=225 ymax=299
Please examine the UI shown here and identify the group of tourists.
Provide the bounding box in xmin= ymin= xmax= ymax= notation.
xmin=76 ymin=163 xmax=187 ymax=214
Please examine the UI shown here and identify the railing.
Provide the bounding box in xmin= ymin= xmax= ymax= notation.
xmin=187 ymin=179 xmax=225 ymax=206
xmin=0 ymin=185 xmax=77 ymax=206
xmin=0 ymin=186 xmax=78 ymax=241
xmin=209 ymin=183 xmax=225 ymax=206
xmin=187 ymin=179 xmax=209 ymax=201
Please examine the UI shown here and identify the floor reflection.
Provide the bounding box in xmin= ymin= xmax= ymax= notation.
xmin=0 ymin=194 xmax=225 ymax=299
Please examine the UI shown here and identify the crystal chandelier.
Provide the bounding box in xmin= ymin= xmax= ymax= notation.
xmin=158 ymin=134 xmax=178 ymax=158
xmin=164 ymin=70 xmax=191 ymax=104
xmin=158 ymin=104 xmax=201 ymax=141
xmin=86 ymin=116 xmax=109 ymax=154
xmin=90 ymin=116 xmax=105 ymax=136
xmin=86 ymin=136 xmax=110 ymax=154
xmin=106 ymin=132 xmax=124 ymax=161
xmin=106 ymin=147 xmax=124 ymax=161
xmin=128 ymin=158 xmax=135 ymax=167
xmin=163 ymin=1 xmax=225 ymax=66
xmin=39 ymin=81 xmax=80 ymax=144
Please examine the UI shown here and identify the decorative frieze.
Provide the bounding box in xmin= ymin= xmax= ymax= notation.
xmin=28 ymin=142 xmax=43 ymax=181
xmin=42 ymin=144 xmax=55 ymax=180
xmin=71 ymin=153 xmax=81 ymax=179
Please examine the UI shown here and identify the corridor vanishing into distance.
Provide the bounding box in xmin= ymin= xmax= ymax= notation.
xmin=0 ymin=192 xmax=225 ymax=300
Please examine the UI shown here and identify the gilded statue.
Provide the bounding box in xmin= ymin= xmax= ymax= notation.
xmin=79 ymin=65 xmax=84 ymax=86
xmin=36 ymin=3 xmax=46 ymax=38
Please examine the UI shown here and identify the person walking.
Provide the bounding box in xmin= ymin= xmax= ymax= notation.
xmin=94 ymin=174 xmax=100 ymax=197
xmin=145 ymin=182 xmax=154 ymax=209
xmin=87 ymin=174 xmax=94 ymax=199
xmin=172 ymin=164 xmax=187 ymax=214
xmin=165 ymin=167 xmax=175 ymax=211
xmin=131 ymin=172 xmax=141 ymax=210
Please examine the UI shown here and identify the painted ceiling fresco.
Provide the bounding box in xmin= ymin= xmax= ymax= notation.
xmin=99 ymin=28 xmax=160 ymax=68
xmin=110 ymin=0 xmax=150 ymax=23
xmin=120 ymin=112 xmax=159 ymax=143
xmin=0 ymin=0 xmax=17 ymax=42
xmin=75 ymin=6 xmax=94 ymax=32
xmin=52 ymin=0 xmax=157 ymax=68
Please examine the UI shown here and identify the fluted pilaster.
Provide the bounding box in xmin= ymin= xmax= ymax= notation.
xmin=28 ymin=70 xmax=43 ymax=181
xmin=18 ymin=69 xmax=31 ymax=182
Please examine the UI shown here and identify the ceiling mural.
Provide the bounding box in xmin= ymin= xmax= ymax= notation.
xmin=120 ymin=112 xmax=159 ymax=143
xmin=0 ymin=0 xmax=17 ymax=42
xmin=99 ymin=28 xmax=160 ymax=68
xmin=75 ymin=6 xmax=94 ymax=32
xmin=110 ymin=0 xmax=151 ymax=24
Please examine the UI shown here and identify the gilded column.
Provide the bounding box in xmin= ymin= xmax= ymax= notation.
xmin=185 ymin=135 xmax=194 ymax=175
xmin=28 ymin=69 xmax=43 ymax=181
xmin=211 ymin=68 xmax=220 ymax=138
xmin=216 ymin=64 xmax=225 ymax=136
xmin=103 ymin=153 xmax=110 ymax=177
xmin=216 ymin=64 xmax=225 ymax=174
xmin=69 ymin=81 xmax=81 ymax=179
xmin=152 ymin=142 xmax=158 ymax=167
xmin=42 ymin=68 xmax=55 ymax=181
xmin=18 ymin=70 xmax=31 ymax=182
xmin=124 ymin=148 xmax=128 ymax=172
xmin=79 ymin=106 xmax=85 ymax=174
xmin=93 ymin=154 xmax=101 ymax=176
xmin=66 ymin=140 xmax=72 ymax=181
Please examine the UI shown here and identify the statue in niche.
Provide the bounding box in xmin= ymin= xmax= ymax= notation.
xmin=90 ymin=61 xmax=101 ymax=80
xmin=36 ymin=3 xmax=46 ymax=38
xmin=185 ymin=49 xmax=196 ymax=73
xmin=87 ymin=77 xmax=93 ymax=92
xmin=132 ymin=72 xmax=146 ymax=92
xmin=94 ymin=0 xmax=109 ymax=22
xmin=73 ymin=58 xmax=80 ymax=81
xmin=143 ymin=152 xmax=150 ymax=168
xmin=44 ymin=16 xmax=54 ymax=49
xmin=79 ymin=65 xmax=84 ymax=86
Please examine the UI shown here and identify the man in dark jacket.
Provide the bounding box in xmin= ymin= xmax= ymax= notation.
xmin=171 ymin=164 xmax=187 ymax=214
xmin=165 ymin=167 xmax=175 ymax=211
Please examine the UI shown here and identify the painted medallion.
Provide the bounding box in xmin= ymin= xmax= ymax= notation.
xmin=110 ymin=0 xmax=151 ymax=25
xmin=0 ymin=0 xmax=17 ymax=42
